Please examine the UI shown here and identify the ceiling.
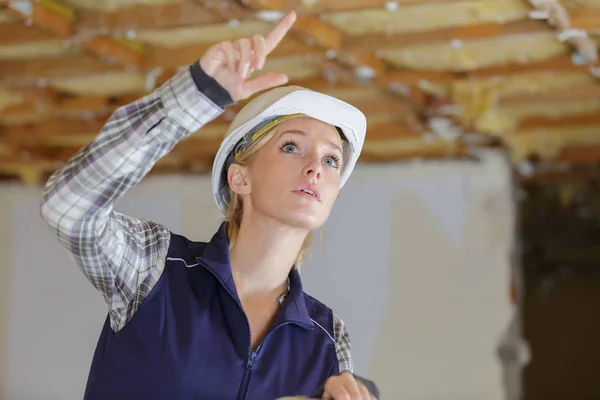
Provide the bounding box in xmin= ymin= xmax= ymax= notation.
xmin=1 ymin=0 xmax=600 ymax=185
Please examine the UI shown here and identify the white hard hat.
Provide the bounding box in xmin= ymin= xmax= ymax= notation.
xmin=211 ymin=85 xmax=367 ymax=215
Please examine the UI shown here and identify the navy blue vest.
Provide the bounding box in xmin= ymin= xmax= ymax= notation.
xmin=83 ymin=223 xmax=339 ymax=399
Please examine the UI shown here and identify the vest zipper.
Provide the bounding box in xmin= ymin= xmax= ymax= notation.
xmin=196 ymin=260 xmax=255 ymax=400
xmin=236 ymin=321 xmax=293 ymax=399
xmin=197 ymin=259 xmax=310 ymax=399
xmin=237 ymin=349 xmax=257 ymax=400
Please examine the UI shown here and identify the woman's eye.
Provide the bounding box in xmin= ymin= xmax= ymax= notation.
xmin=282 ymin=144 xmax=297 ymax=153
xmin=323 ymin=157 xmax=340 ymax=168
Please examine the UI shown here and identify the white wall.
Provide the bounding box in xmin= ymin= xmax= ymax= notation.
xmin=0 ymin=151 xmax=515 ymax=400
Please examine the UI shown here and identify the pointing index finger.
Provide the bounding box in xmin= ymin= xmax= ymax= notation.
xmin=264 ymin=11 xmax=297 ymax=54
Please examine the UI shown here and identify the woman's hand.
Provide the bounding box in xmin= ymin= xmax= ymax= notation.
xmin=199 ymin=11 xmax=297 ymax=102
xmin=322 ymin=372 xmax=377 ymax=400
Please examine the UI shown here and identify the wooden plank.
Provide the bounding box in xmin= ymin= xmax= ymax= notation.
xmin=337 ymin=51 xmax=388 ymax=75
xmin=0 ymin=22 xmax=55 ymax=45
xmin=569 ymin=6 xmax=600 ymax=31
xmin=10 ymin=87 xmax=60 ymax=105
xmin=381 ymin=56 xmax=588 ymax=85
xmin=143 ymin=36 xmax=316 ymax=70
xmin=7 ymin=0 xmax=74 ymax=38
xmin=193 ymin=0 xmax=250 ymax=21
xmin=293 ymin=16 xmax=342 ymax=50
xmin=242 ymin=0 xmax=292 ymax=10
xmin=6 ymin=0 xmax=143 ymax=68
xmin=0 ymin=117 xmax=107 ymax=146
xmin=81 ymin=36 xmax=143 ymax=67
xmin=0 ymin=93 xmax=138 ymax=124
xmin=0 ymin=53 xmax=122 ymax=84
xmin=518 ymin=113 xmax=600 ymax=131
xmin=546 ymin=145 xmax=600 ymax=164
xmin=76 ymin=1 xmax=219 ymax=33
xmin=245 ymin=0 xmax=474 ymax=14
xmin=345 ymin=19 xmax=552 ymax=52
xmin=499 ymin=84 xmax=600 ymax=105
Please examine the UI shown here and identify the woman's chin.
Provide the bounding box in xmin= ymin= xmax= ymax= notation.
xmin=280 ymin=210 xmax=327 ymax=231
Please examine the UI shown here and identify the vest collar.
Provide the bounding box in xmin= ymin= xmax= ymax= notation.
xmin=197 ymin=222 xmax=314 ymax=329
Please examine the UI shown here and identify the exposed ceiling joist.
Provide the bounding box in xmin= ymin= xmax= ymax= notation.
xmin=0 ymin=22 xmax=51 ymax=45
xmin=346 ymin=20 xmax=552 ymax=52
xmin=5 ymin=0 xmax=144 ymax=67
xmin=75 ymin=1 xmax=219 ymax=33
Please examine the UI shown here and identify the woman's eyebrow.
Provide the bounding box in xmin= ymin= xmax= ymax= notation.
xmin=280 ymin=129 xmax=343 ymax=153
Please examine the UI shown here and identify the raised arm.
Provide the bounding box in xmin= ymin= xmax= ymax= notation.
xmin=39 ymin=12 xmax=297 ymax=332
xmin=39 ymin=65 xmax=231 ymax=331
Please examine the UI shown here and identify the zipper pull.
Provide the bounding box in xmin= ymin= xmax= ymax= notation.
xmin=247 ymin=350 xmax=257 ymax=369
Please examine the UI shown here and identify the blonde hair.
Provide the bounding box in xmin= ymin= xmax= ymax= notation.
xmin=223 ymin=124 xmax=313 ymax=268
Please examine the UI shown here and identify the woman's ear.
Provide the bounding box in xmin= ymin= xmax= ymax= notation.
xmin=227 ymin=163 xmax=251 ymax=195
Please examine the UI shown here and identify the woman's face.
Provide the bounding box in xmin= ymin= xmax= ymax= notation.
xmin=232 ymin=117 xmax=344 ymax=231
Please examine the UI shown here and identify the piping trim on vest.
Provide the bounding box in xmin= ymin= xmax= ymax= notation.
xmin=166 ymin=257 xmax=200 ymax=268
xmin=166 ymin=257 xmax=334 ymax=343
xmin=311 ymin=318 xmax=334 ymax=343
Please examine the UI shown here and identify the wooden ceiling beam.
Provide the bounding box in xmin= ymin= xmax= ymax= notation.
xmin=242 ymin=0 xmax=474 ymax=14
xmin=554 ymin=145 xmax=600 ymax=164
xmin=346 ymin=19 xmax=553 ymax=52
xmin=0 ymin=53 xmax=123 ymax=85
xmin=499 ymin=84 xmax=600 ymax=105
xmin=0 ymin=93 xmax=138 ymax=124
xmin=75 ymin=1 xmax=220 ymax=33
xmin=570 ymin=6 xmax=600 ymax=31
xmin=5 ymin=0 xmax=144 ymax=67
xmin=293 ymin=15 xmax=342 ymax=50
xmin=194 ymin=0 xmax=250 ymax=21
xmin=6 ymin=0 xmax=74 ymax=38
xmin=0 ymin=117 xmax=106 ymax=146
xmin=518 ymin=113 xmax=600 ymax=131
xmin=0 ymin=22 xmax=54 ymax=45
xmin=10 ymin=86 xmax=61 ymax=105
xmin=142 ymin=37 xmax=319 ymax=70
xmin=381 ymin=56 xmax=589 ymax=86
xmin=81 ymin=36 xmax=143 ymax=67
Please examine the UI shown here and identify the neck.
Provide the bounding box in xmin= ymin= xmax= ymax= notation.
xmin=228 ymin=213 xmax=308 ymax=299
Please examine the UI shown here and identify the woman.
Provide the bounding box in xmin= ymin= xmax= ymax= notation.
xmin=40 ymin=11 xmax=378 ymax=400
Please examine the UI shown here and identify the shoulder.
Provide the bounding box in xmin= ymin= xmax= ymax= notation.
xmin=302 ymin=292 xmax=355 ymax=373
xmin=303 ymin=292 xmax=335 ymax=336
xmin=165 ymin=231 xmax=209 ymax=262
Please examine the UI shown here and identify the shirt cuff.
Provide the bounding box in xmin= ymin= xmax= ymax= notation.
xmin=155 ymin=64 xmax=230 ymax=133
xmin=189 ymin=61 xmax=235 ymax=109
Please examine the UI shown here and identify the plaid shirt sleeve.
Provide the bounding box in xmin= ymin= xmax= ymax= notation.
xmin=39 ymin=65 xmax=228 ymax=332
xmin=334 ymin=314 xmax=354 ymax=373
